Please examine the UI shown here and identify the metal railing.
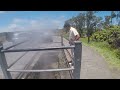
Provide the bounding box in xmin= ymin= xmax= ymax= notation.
xmin=0 ymin=35 xmax=82 ymax=79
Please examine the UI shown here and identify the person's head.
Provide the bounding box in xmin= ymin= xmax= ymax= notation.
xmin=64 ymin=23 xmax=71 ymax=31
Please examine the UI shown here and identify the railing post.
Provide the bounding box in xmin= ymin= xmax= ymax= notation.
xmin=61 ymin=35 xmax=63 ymax=46
xmin=73 ymin=41 xmax=82 ymax=79
xmin=0 ymin=46 xmax=12 ymax=79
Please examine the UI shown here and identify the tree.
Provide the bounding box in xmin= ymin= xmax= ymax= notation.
xmin=90 ymin=16 xmax=103 ymax=32
xmin=111 ymin=11 xmax=116 ymax=25
xmin=75 ymin=13 xmax=86 ymax=36
xmin=116 ymin=11 xmax=120 ymax=25
xmin=64 ymin=12 xmax=86 ymax=37
xmin=104 ymin=16 xmax=111 ymax=29
xmin=86 ymin=11 xmax=98 ymax=43
xmin=63 ymin=11 xmax=103 ymax=43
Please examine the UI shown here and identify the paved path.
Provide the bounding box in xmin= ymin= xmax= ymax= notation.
xmin=63 ymin=38 xmax=114 ymax=79
xmin=80 ymin=45 xmax=113 ymax=79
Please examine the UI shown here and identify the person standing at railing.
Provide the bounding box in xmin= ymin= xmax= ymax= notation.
xmin=64 ymin=23 xmax=80 ymax=66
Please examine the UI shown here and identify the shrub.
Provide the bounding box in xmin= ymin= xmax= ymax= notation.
xmin=113 ymin=37 xmax=120 ymax=48
xmin=91 ymin=30 xmax=109 ymax=42
xmin=91 ymin=26 xmax=120 ymax=49
xmin=116 ymin=48 xmax=120 ymax=59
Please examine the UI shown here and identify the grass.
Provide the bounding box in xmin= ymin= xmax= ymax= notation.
xmin=81 ymin=38 xmax=120 ymax=70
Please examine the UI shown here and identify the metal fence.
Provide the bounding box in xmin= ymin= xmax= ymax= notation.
xmin=0 ymin=35 xmax=82 ymax=79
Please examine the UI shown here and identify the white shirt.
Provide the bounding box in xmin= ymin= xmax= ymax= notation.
xmin=69 ymin=27 xmax=79 ymax=41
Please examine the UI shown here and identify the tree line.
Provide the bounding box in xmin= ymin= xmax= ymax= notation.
xmin=64 ymin=11 xmax=120 ymax=43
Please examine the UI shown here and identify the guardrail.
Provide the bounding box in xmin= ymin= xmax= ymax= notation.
xmin=0 ymin=35 xmax=82 ymax=79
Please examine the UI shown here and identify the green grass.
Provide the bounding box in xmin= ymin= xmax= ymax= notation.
xmin=81 ymin=38 xmax=120 ymax=70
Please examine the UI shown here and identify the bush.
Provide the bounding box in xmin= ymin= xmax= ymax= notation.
xmin=91 ymin=26 xmax=120 ymax=49
xmin=107 ymin=29 xmax=120 ymax=48
xmin=107 ymin=37 xmax=115 ymax=45
xmin=113 ymin=37 xmax=120 ymax=48
xmin=91 ymin=30 xmax=109 ymax=42
xmin=116 ymin=48 xmax=120 ymax=59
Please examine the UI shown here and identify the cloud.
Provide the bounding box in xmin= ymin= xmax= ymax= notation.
xmin=0 ymin=11 xmax=6 ymax=13
xmin=60 ymin=15 xmax=66 ymax=19
xmin=0 ymin=11 xmax=8 ymax=14
xmin=0 ymin=15 xmax=66 ymax=32
xmin=8 ymin=24 xmax=18 ymax=29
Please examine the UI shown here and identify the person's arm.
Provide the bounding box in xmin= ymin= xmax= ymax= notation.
xmin=74 ymin=34 xmax=80 ymax=41
xmin=73 ymin=29 xmax=80 ymax=41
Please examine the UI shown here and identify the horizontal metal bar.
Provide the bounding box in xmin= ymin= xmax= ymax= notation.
xmin=7 ymin=68 xmax=74 ymax=72
xmin=4 ymin=40 xmax=28 ymax=50
xmin=2 ymin=46 xmax=75 ymax=53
